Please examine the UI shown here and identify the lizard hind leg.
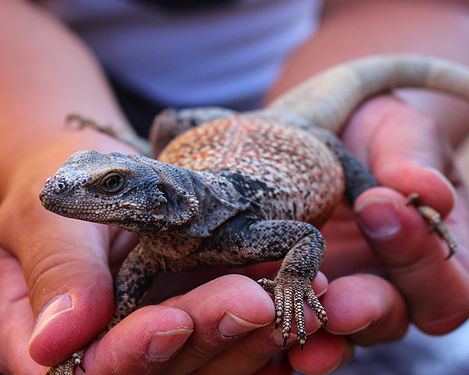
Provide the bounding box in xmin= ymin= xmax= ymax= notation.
xmin=150 ymin=106 xmax=236 ymax=156
xmin=315 ymin=130 xmax=458 ymax=260
xmin=406 ymin=193 xmax=457 ymax=259
xmin=44 ymin=349 xmax=86 ymax=375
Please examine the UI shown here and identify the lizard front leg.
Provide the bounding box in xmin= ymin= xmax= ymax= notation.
xmin=205 ymin=217 xmax=327 ymax=349
xmin=45 ymin=245 xmax=159 ymax=375
xmin=66 ymin=114 xmax=152 ymax=156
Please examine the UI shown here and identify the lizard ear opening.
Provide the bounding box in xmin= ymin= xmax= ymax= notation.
xmin=156 ymin=178 xmax=199 ymax=226
xmin=127 ymin=155 xmax=199 ymax=227
xmin=156 ymin=167 xmax=244 ymax=237
xmin=179 ymin=179 xmax=244 ymax=237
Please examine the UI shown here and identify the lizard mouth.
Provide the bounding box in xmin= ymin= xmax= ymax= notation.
xmin=39 ymin=191 xmax=146 ymax=220
xmin=40 ymin=199 xmax=100 ymax=217
xmin=40 ymin=192 xmax=113 ymax=216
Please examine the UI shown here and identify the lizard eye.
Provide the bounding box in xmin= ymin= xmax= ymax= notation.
xmin=99 ymin=172 xmax=124 ymax=193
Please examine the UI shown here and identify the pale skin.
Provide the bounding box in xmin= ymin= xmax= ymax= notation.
xmin=0 ymin=1 xmax=469 ymax=374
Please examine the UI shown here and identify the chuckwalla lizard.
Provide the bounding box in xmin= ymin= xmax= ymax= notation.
xmin=40 ymin=54 xmax=469 ymax=374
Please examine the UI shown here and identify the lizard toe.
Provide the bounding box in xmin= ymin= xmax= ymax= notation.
xmin=261 ymin=277 xmax=325 ymax=348
xmin=44 ymin=349 xmax=85 ymax=375
xmin=406 ymin=193 xmax=458 ymax=259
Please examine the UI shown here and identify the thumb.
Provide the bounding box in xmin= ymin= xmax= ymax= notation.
xmin=0 ymin=189 xmax=114 ymax=366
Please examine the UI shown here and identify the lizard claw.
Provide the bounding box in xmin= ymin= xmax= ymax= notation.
xmin=73 ymin=352 xmax=86 ymax=373
xmin=406 ymin=192 xmax=420 ymax=206
xmin=258 ymin=277 xmax=327 ymax=347
xmin=406 ymin=193 xmax=457 ymax=259
xmin=257 ymin=278 xmax=282 ymax=328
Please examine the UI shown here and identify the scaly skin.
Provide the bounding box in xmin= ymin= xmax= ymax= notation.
xmin=40 ymin=54 xmax=469 ymax=374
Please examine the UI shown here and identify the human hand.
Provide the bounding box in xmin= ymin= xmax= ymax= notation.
xmin=283 ymin=96 xmax=469 ymax=374
xmin=2 ymin=97 xmax=468 ymax=375
xmin=339 ymin=95 xmax=469 ymax=334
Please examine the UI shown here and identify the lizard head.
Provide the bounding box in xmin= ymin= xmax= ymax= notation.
xmin=39 ymin=150 xmax=199 ymax=232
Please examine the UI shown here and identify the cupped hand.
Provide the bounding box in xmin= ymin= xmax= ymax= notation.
xmin=285 ymin=95 xmax=469 ymax=375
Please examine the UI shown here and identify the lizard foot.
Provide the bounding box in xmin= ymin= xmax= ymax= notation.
xmin=44 ymin=350 xmax=86 ymax=375
xmin=66 ymin=113 xmax=115 ymax=137
xmin=406 ymin=193 xmax=457 ymax=260
xmin=257 ymin=277 xmax=327 ymax=350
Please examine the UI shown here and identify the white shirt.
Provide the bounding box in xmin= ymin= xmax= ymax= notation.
xmin=40 ymin=0 xmax=322 ymax=109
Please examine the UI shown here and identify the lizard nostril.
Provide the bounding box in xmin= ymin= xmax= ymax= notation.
xmin=54 ymin=181 xmax=68 ymax=194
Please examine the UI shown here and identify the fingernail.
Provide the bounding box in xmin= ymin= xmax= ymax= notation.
xmin=30 ymin=294 xmax=73 ymax=341
xmin=355 ymin=198 xmax=401 ymax=239
xmin=313 ymin=272 xmax=328 ymax=297
xmin=147 ymin=329 xmax=193 ymax=359
xmin=219 ymin=311 xmax=269 ymax=337
xmin=347 ymin=321 xmax=372 ymax=335
xmin=327 ymin=321 xmax=372 ymax=335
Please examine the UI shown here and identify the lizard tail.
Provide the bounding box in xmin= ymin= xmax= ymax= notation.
xmin=268 ymin=54 xmax=469 ymax=133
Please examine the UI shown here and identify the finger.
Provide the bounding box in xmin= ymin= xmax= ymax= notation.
xmin=191 ymin=274 xmax=328 ymax=375
xmin=288 ymin=274 xmax=407 ymax=375
xmin=354 ymin=187 xmax=469 ymax=333
xmin=342 ymin=96 xmax=469 ymax=332
xmin=287 ymin=330 xmax=354 ymax=375
xmin=343 ymin=95 xmax=456 ymax=216
xmin=254 ymin=353 xmax=294 ymax=375
xmin=161 ymin=275 xmax=275 ymax=375
xmin=0 ymin=131 xmax=135 ymax=365
xmin=79 ymin=306 xmax=193 ymax=375
xmin=320 ymin=201 xmax=382 ymax=279
xmin=321 ymin=274 xmax=408 ymax=345
xmin=0 ymin=248 xmax=46 ymax=375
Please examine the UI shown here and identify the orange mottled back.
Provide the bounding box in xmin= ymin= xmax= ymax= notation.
xmin=159 ymin=115 xmax=344 ymax=227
